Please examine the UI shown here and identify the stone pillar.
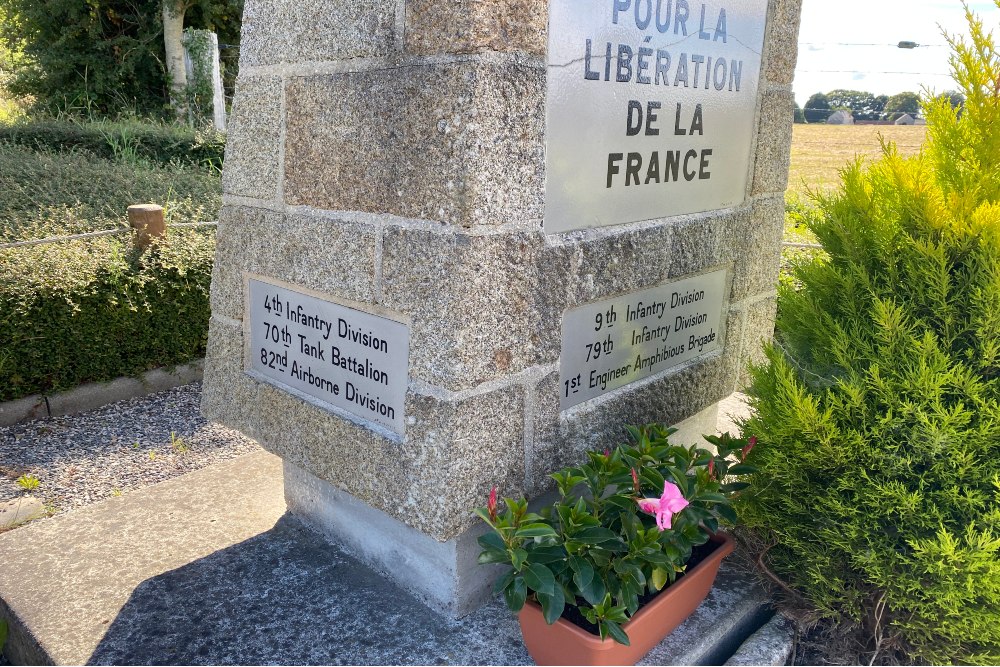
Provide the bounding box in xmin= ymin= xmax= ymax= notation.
xmin=203 ymin=0 xmax=801 ymax=617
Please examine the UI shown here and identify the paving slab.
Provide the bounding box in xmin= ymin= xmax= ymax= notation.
xmin=0 ymin=447 xmax=771 ymax=666
xmin=0 ymin=361 xmax=204 ymax=427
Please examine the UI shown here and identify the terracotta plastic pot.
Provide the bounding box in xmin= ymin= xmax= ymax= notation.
xmin=517 ymin=532 xmax=735 ymax=666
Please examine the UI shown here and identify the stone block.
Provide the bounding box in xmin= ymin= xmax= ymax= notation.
xmin=558 ymin=222 xmax=674 ymax=305
xmin=763 ymin=0 xmax=803 ymax=86
xmin=222 ymin=76 xmax=282 ymax=201
xmin=286 ymin=0 xmax=398 ymax=63
xmin=238 ymin=0 xmax=398 ymax=68
xmin=668 ymin=209 xmax=747 ymax=282
xmin=284 ymin=62 xmax=545 ymax=227
xmin=730 ymin=196 xmax=784 ymax=302
xmin=210 ymin=206 xmax=381 ymax=321
xmin=209 ymin=206 xmax=271 ymax=322
xmin=381 ymin=227 xmax=566 ymax=390
xmin=738 ymin=296 xmax=778 ymax=389
xmin=405 ymin=0 xmax=547 ymax=56
xmin=751 ymin=89 xmax=795 ymax=196
xmin=236 ymin=0 xmax=286 ymax=68
xmin=526 ymin=309 xmax=744 ymax=495
xmin=201 ymin=316 xmax=258 ymax=431
xmin=202 ymin=316 xmax=525 ymax=541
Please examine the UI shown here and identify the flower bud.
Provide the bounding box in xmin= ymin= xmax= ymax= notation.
xmin=488 ymin=485 xmax=498 ymax=521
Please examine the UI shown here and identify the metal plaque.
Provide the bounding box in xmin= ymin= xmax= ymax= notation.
xmin=559 ymin=269 xmax=727 ymax=410
xmin=545 ymin=0 xmax=769 ymax=233
xmin=247 ymin=277 xmax=410 ymax=436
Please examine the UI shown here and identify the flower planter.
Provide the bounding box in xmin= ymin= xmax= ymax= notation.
xmin=517 ymin=532 xmax=735 ymax=666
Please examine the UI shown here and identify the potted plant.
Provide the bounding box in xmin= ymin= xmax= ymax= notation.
xmin=475 ymin=424 xmax=756 ymax=666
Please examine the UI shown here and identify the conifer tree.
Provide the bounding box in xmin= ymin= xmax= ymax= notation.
xmin=737 ymin=3 xmax=1000 ymax=663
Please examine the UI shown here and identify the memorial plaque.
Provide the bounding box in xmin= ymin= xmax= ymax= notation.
xmin=545 ymin=0 xmax=769 ymax=233
xmin=560 ymin=269 xmax=727 ymax=410
xmin=246 ymin=277 xmax=410 ymax=436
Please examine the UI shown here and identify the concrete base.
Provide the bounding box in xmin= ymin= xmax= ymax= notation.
xmin=284 ymin=398 xmax=731 ymax=618
xmin=283 ymin=460 xmax=496 ymax=618
xmin=726 ymin=612 xmax=796 ymax=666
xmin=0 ymin=422 xmax=773 ymax=665
xmin=670 ymin=401 xmax=722 ymax=447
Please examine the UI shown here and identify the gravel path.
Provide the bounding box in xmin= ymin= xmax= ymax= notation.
xmin=0 ymin=382 xmax=260 ymax=516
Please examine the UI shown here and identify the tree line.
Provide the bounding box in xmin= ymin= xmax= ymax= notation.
xmin=794 ymin=89 xmax=966 ymax=123
xmin=0 ymin=0 xmax=242 ymax=118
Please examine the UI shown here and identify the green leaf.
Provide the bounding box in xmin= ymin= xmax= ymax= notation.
xmin=477 ymin=548 xmax=509 ymax=565
xmin=575 ymin=526 xmax=620 ymax=545
xmin=569 ymin=555 xmax=595 ymax=590
xmin=721 ymin=482 xmax=751 ymax=492
xmin=604 ymin=620 xmax=631 ymax=646
xmin=515 ymin=523 xmax=558 ymax=539
xmin=694 ymin=492 xmax=728 ymax=503
xmin=504 ymin=576 xmax=527 ymax=612
xmin=473 ymin=507 xmax=494 ymax=526
xmin=492 ymin=567 xmax=517 ymax=595
xmin=527 ymin=544 xmax=567 ymax=564
xmin=537 ymin=586 xmax=566 ymax=625
xmin=478 ymin=532 xmax=505 ymax=551
xmin=523 ymin=562 xmax=556 ymax=596
xmin=651 ymin=567 xmax=669 ymax=591
xmin=728 ymin=464 xmax=758 ymax=475
xmin=511 ymin=548 xmax=528 ymax=571
xmin=717 ymin=505 xmax=738 ymax=523
xmin=581 ymin=572 xmax=607 ymax=605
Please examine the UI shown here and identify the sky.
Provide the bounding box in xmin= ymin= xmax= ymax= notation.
xmin=793 ymin=0 xmax=1000 ymax=107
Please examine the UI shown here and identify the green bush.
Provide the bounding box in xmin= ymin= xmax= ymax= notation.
xmin=0 ymin=229 xmax=214 ymax=401
xmin=0 ymin=118 xmax=225 ymax=169
xmin=737 ymin=4 xmax=1000 ymax=664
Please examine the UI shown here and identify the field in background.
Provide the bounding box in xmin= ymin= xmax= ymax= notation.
xmin=787 ymin=124 xmax=928 ymax=197
xmin=782 ymin=124 xmax=929 ymax=256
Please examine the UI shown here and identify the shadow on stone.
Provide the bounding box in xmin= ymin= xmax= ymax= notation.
xmin=86 ymin=514 xmax=530 ymax=666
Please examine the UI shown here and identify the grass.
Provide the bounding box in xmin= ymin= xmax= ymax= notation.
xmin=787 ymin=124 xmax=927 ymax=197
xmin=0 ymin=139 xmax=221 ymax=244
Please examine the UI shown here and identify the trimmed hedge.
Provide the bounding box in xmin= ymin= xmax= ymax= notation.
xmin=0 ymin=118 xmax=225 ymax=170
xmin=0 ymin=229 xmax=215 ymax=401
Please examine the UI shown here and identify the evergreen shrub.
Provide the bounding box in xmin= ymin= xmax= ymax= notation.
xmin=0 ymin=229 xmax=214 ymax=401
xmin=737 ymin=4 xmax=1000 ymax=663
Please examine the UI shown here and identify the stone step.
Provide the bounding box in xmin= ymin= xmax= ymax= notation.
xmin=0 ymin=450 xmax=772 ymax=666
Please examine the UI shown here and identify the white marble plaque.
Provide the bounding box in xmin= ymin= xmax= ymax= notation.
xmin=246 ymin=277 xmax=410 ymax=436
xmin=560 ymin=270 xmax=727 ymax=410
xmin=545 ymin=0 xmax=768 ymax=233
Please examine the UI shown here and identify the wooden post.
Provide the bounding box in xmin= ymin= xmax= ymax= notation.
xmin=127 ymin=204 xmax=166 ymax=251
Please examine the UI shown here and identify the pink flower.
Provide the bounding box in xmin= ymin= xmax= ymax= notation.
xmin=604 ymin=447 xmax=611 ymax=457
xmin=488 ymin=485 xmax=498 ymax=522
xmin=741 ymin=436 xmax=757 ymax=461
xmin=707 ymin=458 xmax=716 ymax=480
xmin=636 ymin=481 xmax=690 ymax=531
xmin=631 ymin=467 xmax=640 ymax=494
